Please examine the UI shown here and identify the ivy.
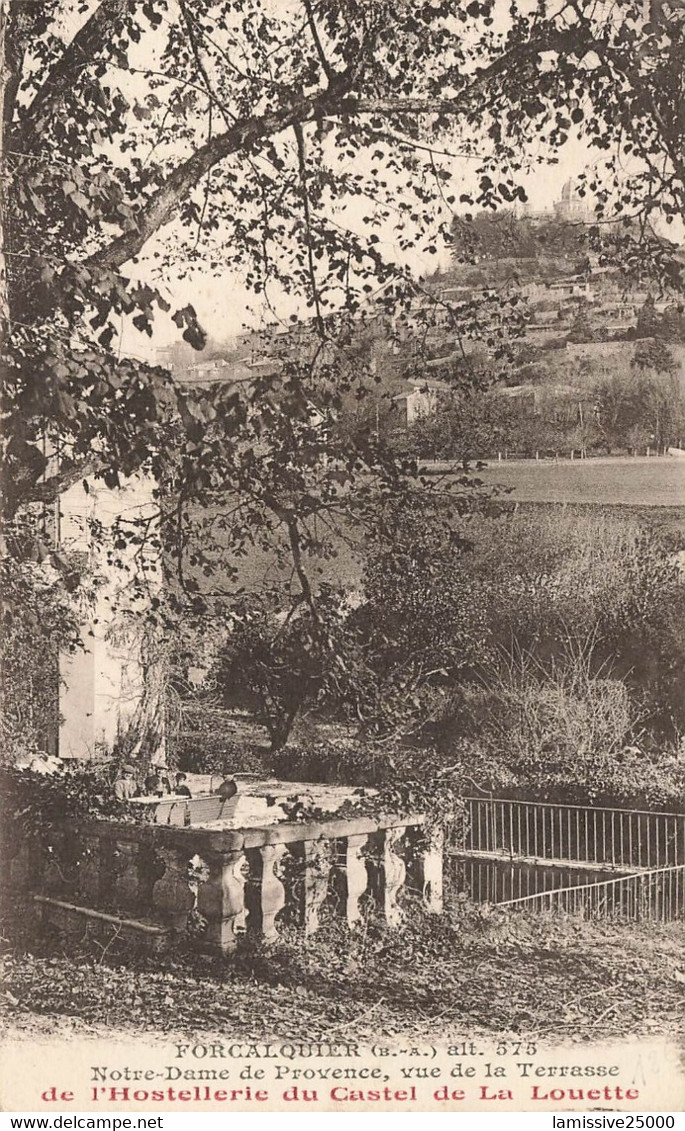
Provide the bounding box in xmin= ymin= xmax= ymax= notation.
xmin=276 ymin=778 xmax=467 ymax=851
xmin=1 ymin=766 xmax=156 ymax=850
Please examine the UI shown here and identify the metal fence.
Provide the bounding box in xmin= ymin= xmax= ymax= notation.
xmin=495 ymin=864 xmax=685 ymax=922
xmin=463 ymin=796 xmax=685 ymax=869
xmin=451 ymin=857 xmax=617 ymax=907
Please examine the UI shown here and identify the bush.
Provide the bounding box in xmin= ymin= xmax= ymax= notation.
xmin=461 ymin=511 xmax=685 ymax=741
xmin=455 ymin=646 xmax=637 ymax=762
xmin=174 ymin=733 xmax=266 ymax=775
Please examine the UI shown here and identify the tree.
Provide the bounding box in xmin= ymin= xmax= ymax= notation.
xmin=210 ymin=587 xmax=357 ymax=750
xmin=635 ymin=294 xmax=662 ymax=339
xmin=631 ymin=337 xmax=677 ymax=374
xmin=567 ymin=307 xmax=597 ymax=345
xmin=2 ymin=0 xmax=685 ymax=537
xmin=402 ymin=388 xmax=522 ymax=460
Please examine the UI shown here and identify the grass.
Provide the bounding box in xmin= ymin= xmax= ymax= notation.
xmin=475 ymin=455 xmax=685 ymax=507
xmin=1 ymin=906 xmax=683 ymax=1045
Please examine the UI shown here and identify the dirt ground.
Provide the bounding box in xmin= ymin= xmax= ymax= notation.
xmin=1 ymin=913 xmax=683 ymax=1047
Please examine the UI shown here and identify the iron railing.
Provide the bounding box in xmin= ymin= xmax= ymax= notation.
xmin=451 ymin=857 xmax=616 ymax=906
xmin=495 ymin=864 xmax=685 ymax=922
xmin=462 ymin=796 xmax=684 ymax=869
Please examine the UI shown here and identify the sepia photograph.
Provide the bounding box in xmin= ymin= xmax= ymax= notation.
xmin=0 ymin=0 xmax=684 ymax=1114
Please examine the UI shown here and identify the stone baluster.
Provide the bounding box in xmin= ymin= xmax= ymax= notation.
xmin=77 ymin=835 xmax=103 ymax=906
xmin=404 ymin=825 xmax=444 ymax=914
xmin=137 ymin=846 xmax=167 ymax=915
xmin=258 ymin=843 xmax=287 ymax=942
xmin=380 ymin=826 xmax=406 ymax=927
xmin=197 ymin=849 xmax=249 ymax=954
xmin=417 ymin=829 xmax=444 ymax=914
xmin=342 ymin=833 xmax=369 ymax=927
xmin=151 ymin=845 xmax=195 ymax=932
xmin=245 ymin=844 xmax=287 ymax=943
xmin=111 ymin=838 xmax=140 ymax=913
xmin=302 ymin=838 xmax=331 ymax=936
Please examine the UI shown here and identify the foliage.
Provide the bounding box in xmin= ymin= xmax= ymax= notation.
xmin=172 ymin=726 xmax=265 ymax=775
xmin=209 ymin=586 xmax=359 ymax=750
xmin=402 ymin=361 xmax=685 ymax=461
xmin=342 ymin=491 xmax=493 ymax=738
xmin=449 ymin=211 xmax=592 ymax=268
xmin=464 ymin=646 xmax=638 ymax=760
xmin=194 ymin=479 xmax=495 ymax=747
xmin=400 ymin=389 xmax=522 ymax=460
xmin=461 ymin=511 xmax=685 ymax=738
xmin=634 ymin=296 xmax=685 ymax=342
xmin=1 ymin=765 xmax=155 ymax=845
xmin=0 ymin=554 xmax=87 ymax=765
xmin=273 ymin=774 xmax=467 ymax=851
xmin=2 ymin=0 xmax=684 ymax=771
xmin=424 ymin=726 xmax=685 ymax=811
xmin=594 ymin=368 xmax=685 ymax=453
xmin=252 ymin=504 xmax=685 ymax=765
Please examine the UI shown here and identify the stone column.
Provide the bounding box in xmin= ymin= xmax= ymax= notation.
xmin=342 ymin=833 xmax=369 ymax=928
xmin=245 ymin=844 xmax=287 ymax=943
xmin=380 ymin=826 xmax=406 ymax=927
xmin=302 ymin=838 xmax=331 ymax=936
xmin=152 ymin=845 xmax=195 ymax=932
xmin=417 ymin=829 xmax=444 ymax=914
xmin=197 ymin=849 xmax=249 ymax=954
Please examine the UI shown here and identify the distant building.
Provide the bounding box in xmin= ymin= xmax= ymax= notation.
xmin=553 ymin=179 xmax=593 ymax=223
xmin=392 ymin=378 xmax=452 ymax=427
xmin=171 ymin=355 xmax=281 ymax=389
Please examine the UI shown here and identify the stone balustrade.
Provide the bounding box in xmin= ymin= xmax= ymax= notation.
xmin=7 ymin=812 xmax=443 ymax=954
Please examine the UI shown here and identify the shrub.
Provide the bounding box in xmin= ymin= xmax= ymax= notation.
xmin=461 ymin=511 xmax=685 ymax=741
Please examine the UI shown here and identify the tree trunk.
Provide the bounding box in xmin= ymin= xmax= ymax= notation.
xmin=0 ymin=0 xmax=10 ymax=349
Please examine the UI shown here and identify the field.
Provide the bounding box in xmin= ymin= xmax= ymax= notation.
xmin=473 ymin=455 xmax=685 ymax=507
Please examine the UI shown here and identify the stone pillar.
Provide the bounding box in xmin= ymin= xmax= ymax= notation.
xmin=58 ymin=476 xmax=164 ymax=762
xmin=380 ymin=826 xmax=406 ymax=927
xmin=152 ymin=845 xmax=195 ymax=932
xmin=245 ymin=844 xmax=286 ymax=943
xmin=418 ymin=829 xmax=444 ymax=914
xmin=302 ymin=838 xmax=331 ymax=936
xmin=342 ymin=833 xmax=369 ymax=928
xmin=405 ymin=825 xmax=444 ymax=914
xmin=197 ymin=849 xmax=249 ymax=954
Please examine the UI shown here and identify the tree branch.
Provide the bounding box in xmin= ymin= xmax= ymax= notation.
xmin=16 ymin=0 xmax=128 ymax=152
xmin=21 ymin=457 xmax=101 ymax=506
xmin=293 ymin=121 xmax=324 ymax=338
xmin=70 ymin=24 xmax=592 ymax=290
xmin=302 ymin=0 xmax=334 ymax=84
xmin=82 ymin=89 xmax=333 ymax=277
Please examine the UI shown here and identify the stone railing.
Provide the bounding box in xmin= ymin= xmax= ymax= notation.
xmin=6 ymin=813 xmax=443 ymax=954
